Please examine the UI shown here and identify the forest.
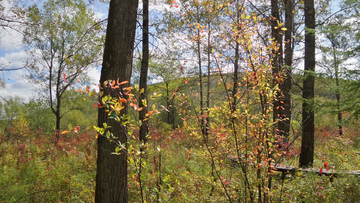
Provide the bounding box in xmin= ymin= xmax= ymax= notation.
xmin=0 ymin=0 xmax=360 ymax=202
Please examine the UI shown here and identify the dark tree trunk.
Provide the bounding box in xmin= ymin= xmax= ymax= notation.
xmin=197 ymin=30 xmax=205 ymax=136
xmin=231 ymin=41 xmax=239 ymax=115
xmin=55 ymin=97 xmax=61 ymax=141
xmin=139 ymin=0 xmax=149 ymax=143
xmin=332 ymin=41 xmax=343 ymax=136
xmin=300 ymin=0 xmax=315 ymax=168
xmin=206 ymin=23 xmax=211 ymax=136
xmin=271 ymin=0 xmax=283 ymax=131
xmin=278 ymin=0 xmax=293 ymax=140
xmin=95 ymin=0 xmax=138 ymax=202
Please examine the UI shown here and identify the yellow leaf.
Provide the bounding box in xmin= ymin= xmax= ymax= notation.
xmin=281 ymin=27 xmax=287 ymax=31
xmin=61 ymin=130 xmax=70 ymax=134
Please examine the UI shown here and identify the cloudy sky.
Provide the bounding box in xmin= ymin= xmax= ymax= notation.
xmin=0 ymin=0 xmax=108 ymax=101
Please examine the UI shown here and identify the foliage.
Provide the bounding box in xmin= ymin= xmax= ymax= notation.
xmin=23 ymin=0 xmax=104 ymax=133
xmin=0 ymin=129 xmax=97 ymax=202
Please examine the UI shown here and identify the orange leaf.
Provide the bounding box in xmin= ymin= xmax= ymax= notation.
xmin=119 ymin=98 xmax=127 ymax=103
xmin=74 ymin=126 xmax=80 ymax=133
xmin=148 ymin=111 xmax=153 ymax=115
xmin=93 ymin=103 xmax=96 ymax=108
xmin=136 ymin=107 xmax=143 ymax=111
xmin=77 ymin=89 xmax=83 ymax=93
xmin=119 ymin=81 xmax=129 ymax=85
xmin=130 ymin=103 xmax=136 ymax=107
xmin=111 ymin=80 xmax=115 ymax=87
xmin=86 ymin=86 xmax=90 ymax=93
xmin=63 ymin=74 xmax=66 ymax=83
xmin=95 ymin=134 xmax=98 ymax=139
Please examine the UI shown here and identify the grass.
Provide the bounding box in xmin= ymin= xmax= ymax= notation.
xmin=0 ymin=122 xmax=359 ymax=202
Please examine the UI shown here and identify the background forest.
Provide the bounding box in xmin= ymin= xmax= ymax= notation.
xmin=0 ymin=0 xmax=360 ymax=202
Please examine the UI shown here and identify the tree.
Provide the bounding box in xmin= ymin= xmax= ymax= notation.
xmin=95 ymin=0 xmax=138 ymax=202
xmin=23 ymin=0 xmax=103 ymax=141
xmin=139 ymin=0 xmax=149 ymax=144
xmin=300 ymin=0 xmax=316 ymax=168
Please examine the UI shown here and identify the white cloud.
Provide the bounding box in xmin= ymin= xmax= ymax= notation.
xmin=0 ymin=50 xmax=28 ymax=68
xmin=87 ymin=66 xmax=101 ymax=85
xmin=89 ymin=3 xmax=107 ymax=20
xmin=0 ymin=27 xmax=23 ymax=51
xmin=0 ymin=0 xmax=25 ymax=51
xmin=0 ymin=69 xmax=35 ymax=101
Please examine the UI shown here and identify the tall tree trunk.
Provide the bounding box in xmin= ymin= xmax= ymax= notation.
xmin=332 ymin=41 xmax=342 ymax=136
xmin=271 ymin=0 xmax=284 ymax=133
xmin=95 ymin=0 xmax=138 ymax=202
xmin=300 ymin=0 xmax=315 ymax=168
xmin=197 ymin=30 xmax=205 ymax=136
xmin=206 ymin=22 xmax=211 ymax=136
xmin=139 ymin=0 xmax=149 ymax=143
xmin=279 ymin=0 xmax=293 ymax=141
xmin=55 ymin=97 xmax=61 ymax=141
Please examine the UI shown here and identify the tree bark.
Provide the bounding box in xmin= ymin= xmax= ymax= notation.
xmin=139 ymin=0 xmax=149 ymax=143
xmin=95 ymin=0 xmax=138 ymax=202
xmin=300 ymin=0 xmax=315 ymax=168
xmin=278 ymin=0 xmax=293 ymax=140
xmin=271 ymin=0 xmax=284 ymax=132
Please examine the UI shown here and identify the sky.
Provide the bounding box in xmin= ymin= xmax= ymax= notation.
xmin=0 ymin=0 xmax=357 ymax=101
xmin=0 ymin=0 xmax=109 ymax=101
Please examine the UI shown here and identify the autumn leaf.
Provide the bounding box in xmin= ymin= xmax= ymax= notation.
xmin=63 ymin=74 xmax=66 ymax=83
xmin=77 ymin=89 xmax=83 ymax=93
xmin=61 ymin=130 xmax=70 ymax=134
xmin=136 ymin=107 xmax=143 ymax=111
xmin=319 ymin=168 xmax=323 ymax=175
xmin=119 ymin=80 xmax=129 ymax=85
xmin=86 ymin=86 xmax=90 ymax=93
xmin=324 ymin=161 xmax=328 ymax=170
xmin=119 ymin=98 xmax=127 ymax=103
xmin=97 ymin=102 xmax=101 ymax=108
xmin=74 ymin=126 xmax=80 ymax=133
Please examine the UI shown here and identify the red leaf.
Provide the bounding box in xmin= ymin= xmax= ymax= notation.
xmin=93 ymin=103 xmax=96 ymax=108
xmin=97 ymin=102 xmax=101 ymax=108
xmin=319 ymin=168 xmax=323 ymax=175
xmin=63 ymin=74 xmax=66 ymax=83
xmin=74 ymin=126 xmax=80 ymax=133
xmin=324 ymin=162 xmax=328 ymax=170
